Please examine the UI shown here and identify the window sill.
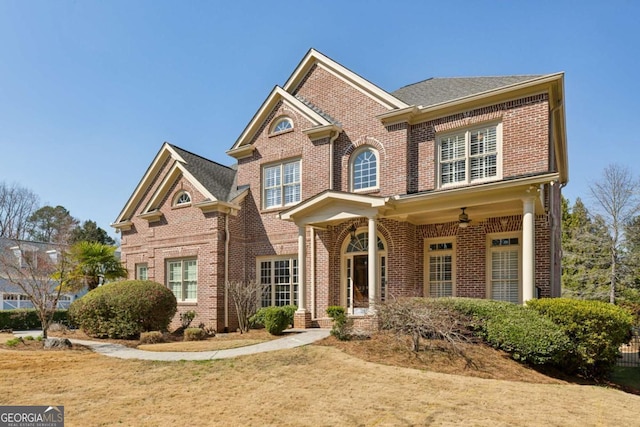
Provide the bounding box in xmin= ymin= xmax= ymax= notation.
xmin=268 ymin=128 xmax=294 ymax=137
xmin=178 ymin=301 xmax=198 ymax=306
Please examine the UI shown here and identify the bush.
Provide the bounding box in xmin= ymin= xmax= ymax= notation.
xmin=435 ymin=298 xmax=571 ymax=365
xmin=140 ymin=331 xmax=165 ymax=344
xmin=0 ymin=309 xmax=70 ymax=330
xmin=250 ymin=305 xmax=297 ymax=329
xmin=527 ymin=298 xmax=634 ymax=377
xmin=5 ymin=337 xmax=21 ymax=347
xmin=69 ymin=280 xmax=177 ymax=339
xmin=256 ymin=307 xmax=290 ymax=335
xmin=326 ymin=306 xmax=352 ymax=341
xmin=184 ymin=328 xmax=207 ymax=341
xmin=180 ymin=310 xmax=197 ymax=329
xmin=378 ymin=298 xmax=473 ymax=352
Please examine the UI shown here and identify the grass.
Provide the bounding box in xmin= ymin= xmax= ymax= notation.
xmin=1 ymin=330 xmax=639 ymax=426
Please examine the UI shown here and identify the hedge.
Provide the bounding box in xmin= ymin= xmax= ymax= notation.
xmin=0 ymin=309 xmax=70 ymax=330
xmin=250 ymin=305 xmax=296 ymax=330
xmin=69 ymin=280 xmax=177 ymax=339
xmin=433 ymin=298 xmax=571 ymax=365
xmin=527 ymin=298 xmax=634 ymax=377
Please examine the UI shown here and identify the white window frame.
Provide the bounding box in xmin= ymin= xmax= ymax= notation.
xmin=257 ymin=256 xmax=298 ymax=308
xmin=486 ymin=233 xmax=522 ymax=304
xmin=424 ymin=237 xmax=456 ymax=298
xmin=166 ymin=258 xmax=198 ymax=302
xmin=437 ymin=122 xmax=502 ymax=188
xmin=351 ymin=146 xmax=379 ymax=192
xmin=136 ymin=263 xmax=148 ymax=281
xmin=262 ymin=159 xmax=301 ymax=209
xmin=270 ymin=116 xmax=293 ymax=134
xmin=173 ymin=191 xmax=191 ymax=206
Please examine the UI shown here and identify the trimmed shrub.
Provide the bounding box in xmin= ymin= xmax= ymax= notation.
xmin=250 ymin=305 xmax=297 ymax=329
xmin=434 ymin=298 xmax=571 ymax=365
xmin=69 ymin=280 xmax=177 ymax=339
xmin=184 ymin=328 xmax=207 ymax=341
xmin=140 ymin=331 xmax=165 ymax=344
xmin=0 ymin=310 xmax=70 ymax=330
xmin=5 ymin=337 xmax=21 ymax=347
xmin=527 ymin=298 xmax=634 ymax=377
xmin=259 ymin=307 xmax=290 ymax=335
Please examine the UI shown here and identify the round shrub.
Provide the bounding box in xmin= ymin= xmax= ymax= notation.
xmin=184 ymin=328 xmax=207 ymax=341
xmin=527 ymin=298 xmax=634 ymax=377
xmin=261 ymin=307 xmax=290 ymax=335
xmin=69 ymin=280 xmax=177 ymax=339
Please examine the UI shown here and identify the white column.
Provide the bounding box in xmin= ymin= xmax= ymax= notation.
xmin=368 ymin=216 xmax=378 ymax=313
xmin=522 ymin=197 xmax=535 ymax=303
xmin=297 ymin=225 xmax=307 ymax=312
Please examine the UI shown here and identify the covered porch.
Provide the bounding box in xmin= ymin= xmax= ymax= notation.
xmin=279 ymin=173 xmax=558 ymax=328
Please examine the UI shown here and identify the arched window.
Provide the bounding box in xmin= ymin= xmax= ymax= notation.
xmin=351 ymin=147 xmax=378 ymax=191
xmin=174 ymin=191 xmax=191 ymax=206
xmin=271 ymin=117 xmax=293 ymax=134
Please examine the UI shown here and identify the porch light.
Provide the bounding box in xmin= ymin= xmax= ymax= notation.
xmin=458 ymin=207 xmax=471 ymax=228
xmin=348 ymin=224 xmax=357 ymax=240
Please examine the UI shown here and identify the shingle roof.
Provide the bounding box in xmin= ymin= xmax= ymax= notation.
xmin=391 ymin=75 xmax=544 ymax=108
xmin=169 ymin=145 xmax=238 ymax=202
xmin=294 ymin=94 xmax=342 ymax=126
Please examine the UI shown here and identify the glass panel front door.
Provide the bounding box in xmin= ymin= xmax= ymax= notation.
xmin=353 ymin=255 xmax=368 ymax=309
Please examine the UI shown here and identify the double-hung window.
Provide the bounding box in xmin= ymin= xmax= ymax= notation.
xmin=167 ymin=259 xmax=197 ymax=302
xmin=489 ymin=236 xmax=520 ymax=304
xmin=438 ymin=123 xmax=501 ymax=187
xmin=259 ymin=257 xmax=298 ymax=307
xmin=426 ymin=240 xmax=455 ymax=298
xmin=263 ymin=160 xmax=301 ymax=209
xmin=136 ymin=263 xmax=148 ymax=280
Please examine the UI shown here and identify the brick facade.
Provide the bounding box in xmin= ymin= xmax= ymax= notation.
xmin=116 ymin=50 xmax=566 ymax=330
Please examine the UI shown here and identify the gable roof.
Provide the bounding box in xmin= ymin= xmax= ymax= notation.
xmin=391 ymin=75 xmax=544 ymax=108
xmin=112 ymin=143 xmax=243 ymax=229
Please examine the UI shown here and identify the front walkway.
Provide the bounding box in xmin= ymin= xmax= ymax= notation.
xmin=13 ymin=329 xmax=330 ymax=361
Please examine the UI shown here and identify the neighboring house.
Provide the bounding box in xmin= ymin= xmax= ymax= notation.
xmin=0 ymin=238 xmax=78 ymax=310
xmin=113 ymin=49 xmax=567 ymax=331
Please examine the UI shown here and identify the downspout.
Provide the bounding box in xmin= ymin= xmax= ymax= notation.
xmin=224 ymin=211 xmax=230 ymax=332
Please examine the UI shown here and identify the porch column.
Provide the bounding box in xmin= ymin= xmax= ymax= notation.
xmin=294 ymin=225 xmax=312 ymax=328
xmin=522 ymin=197 xmax=535 ymax=303
xmin=297 ymin=225 xmax=307 ymax=311
xmin=368 ymin=216 xmax=378 ymax=313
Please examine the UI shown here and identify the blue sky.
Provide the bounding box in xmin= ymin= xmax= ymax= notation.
xmin=0 ymin=1 xmax=637 ymax=241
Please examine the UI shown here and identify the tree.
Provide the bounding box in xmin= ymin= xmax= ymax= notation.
xmin=70 ymin=220 xmax=116 ymax=245
xmin=561 ymin=197 xmax=611 ymax=300
xmin=589 ymin=164 xmax=640 ymax=303
xmin=27 ymin=205 xmax=79 ymax=243
xmin=226 ymin=280 xmax=261 ymax=333
xmin=0 ymin=239 xmax=72 ymax=338
xmin=0 ymin=182 xmax=40 ymax=240
xmin=67 ymin=241 xmax=127 ymax=291
xmin=622 ymin=215 xmax=640 ymax=290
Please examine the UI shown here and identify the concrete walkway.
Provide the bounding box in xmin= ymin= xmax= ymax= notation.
xmin=13 ymin=329 xmax=330 ymax=361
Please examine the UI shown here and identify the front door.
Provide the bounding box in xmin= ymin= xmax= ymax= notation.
xmin=353 ymin=255 xmax=368 ymax=311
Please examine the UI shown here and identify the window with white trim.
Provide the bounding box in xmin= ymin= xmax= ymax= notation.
xmin=426 ymin=240 xmax=455 ymax=298
xmin=351 ymin=147 xmax=378 ymax=191
xmin=271 ymin=117 xmax=293 ymax=134
xmin=174 ymin=191 xmax=191 ymax=206
xmin=438 ymin=123 xmax=501 ymax=187
xmin=136 ymin=263 xmax=148 ymax=280
xmin=167 ymin=258 xmax=197 ymax=302
xmin=263 ymin=160 xmax=301 ymax=209
xmin=489 ymin=237 xmax=520 ymax=304
xmin=259 ymin=257 xmax=298 ymax=307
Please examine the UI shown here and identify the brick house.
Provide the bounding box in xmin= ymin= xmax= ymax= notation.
xmin=112 ymin=49 xmax=567 ymax=331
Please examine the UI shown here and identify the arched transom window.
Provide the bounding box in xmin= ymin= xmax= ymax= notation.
xmin=271 ymin=117 xmax=293 ymax=134
xmin=174 ymin=191 xmax=191 ymax=206
xmin=347 ymin=232 xmax=385 ymax=252
xmin=352 ymin=147 xmax=378 ymax=191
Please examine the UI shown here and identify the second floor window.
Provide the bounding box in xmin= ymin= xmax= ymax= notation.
xmin=352 ymin=147 xmax=378 ymax=191
xmin=263 ymin=160 xmax=301 ymax=209
xmin=438 ymin=123 xmax=501 ymax=187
